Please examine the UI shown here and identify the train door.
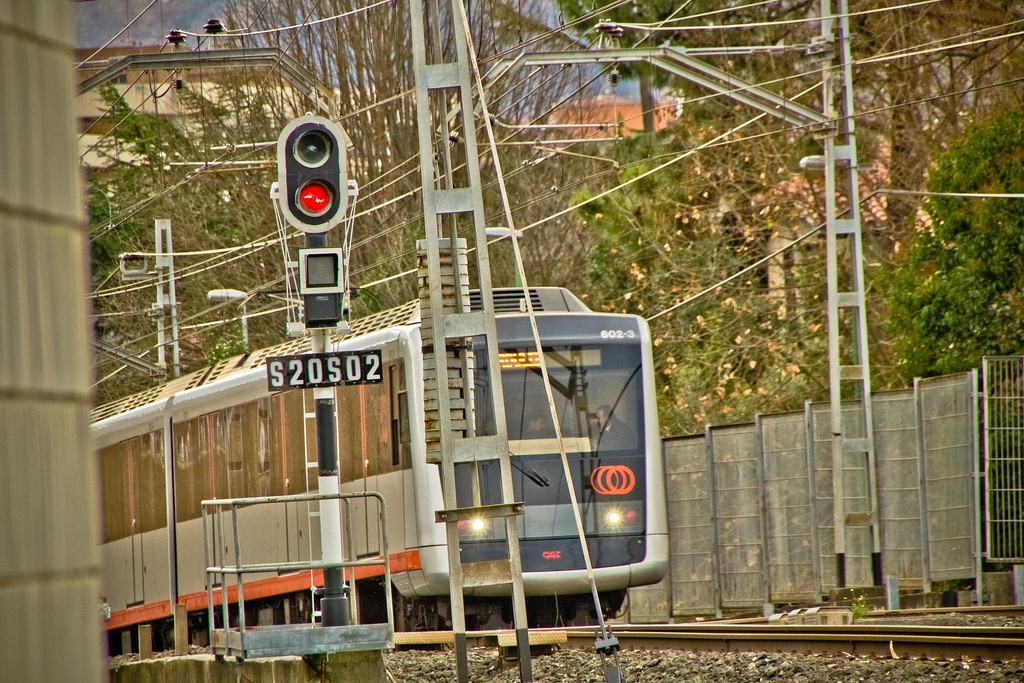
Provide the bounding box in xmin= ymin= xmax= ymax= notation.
xmin=339 ymin=383 xmax=379 ymax=560
xmin=338 ymin=358 xmax=408 ymax=561
xmin=101 ymin=439 xmax=146 ymax=606
xmin=125 ymin=439 xmax=145 ymax=604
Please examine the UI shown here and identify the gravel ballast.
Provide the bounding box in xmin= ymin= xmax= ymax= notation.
xmin=384 ymin=646 xmax=1024 ymax=682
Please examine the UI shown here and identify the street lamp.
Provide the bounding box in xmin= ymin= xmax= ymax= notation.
xmin=207 ymin=288 xmax=249 ymax=349
xmin=485 ymin=227 xmax=524 ymax=287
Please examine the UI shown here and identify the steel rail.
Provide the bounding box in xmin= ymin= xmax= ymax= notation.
xmin=563 ymin=623 xmax=1024 ymax=662
xmin=857 ymin=605 xmax=1024 ymax=621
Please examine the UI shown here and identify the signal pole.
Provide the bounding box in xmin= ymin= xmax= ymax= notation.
xmin=277 ymin=114 xmax=353 ymax=626
xmin=310 ymin=298 xmax=348 ymax=626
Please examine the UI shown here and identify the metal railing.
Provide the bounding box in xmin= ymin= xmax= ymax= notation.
xmin=202 ymin=490 xmax=393 ymax=658
xmin=983 ymin=357 xmax=1024 ymax=562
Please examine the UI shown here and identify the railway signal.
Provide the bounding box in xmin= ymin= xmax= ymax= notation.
xmin=273 ymin=116 xmax=360 ymax=631
xmin=277 ymin=114 xmax=348 ymax=233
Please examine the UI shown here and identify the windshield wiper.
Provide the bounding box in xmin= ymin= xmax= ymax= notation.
xmin=511 ymin=458 xmax=550 ymax=487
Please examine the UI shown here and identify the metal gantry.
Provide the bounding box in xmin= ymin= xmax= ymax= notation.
xmin=489 ymin=0 xmax=880 ymax=590
xmin=819 ymin=0 xmax=881 ymax=588
xmin=408 ymin=1 xmax=533 ymax=682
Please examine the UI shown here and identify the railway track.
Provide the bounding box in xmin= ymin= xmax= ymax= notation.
xmin=856 ymin=604 xmax=1024 ymax=622
xmin=562 ymin=619 xmax=1024 ymax=662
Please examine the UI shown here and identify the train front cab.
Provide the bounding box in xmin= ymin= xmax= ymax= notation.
xmin=426 ymin=309 xmax=669 ymax=621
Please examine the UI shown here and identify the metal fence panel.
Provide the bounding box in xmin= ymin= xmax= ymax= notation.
xmin=873 ymin=389 xmax=924 ymax=587
xmin=920 ymin=373 xmax=977 ymax=578
xmin=809 ymin=402 xmax=875 ymax=591
xmin=760 ymin=410 xmax=819 ymax=603
xmin=983 ymin=358 xmax=1023 ymax=562
xmin=709 ymin=423 xmax=765 ymax=609
xmin=664 ymin=435 xmax=715 ymax=616
xmin=656 ymin=369 xmax=982 ymax=617
xmin=808 ymin=403 xmax=836 ymax=592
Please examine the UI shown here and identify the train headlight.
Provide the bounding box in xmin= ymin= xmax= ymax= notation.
xmin=459 ymin=517 xmax=488 ymax=534
xmin=606 ymin=510 xmax=623 ymax=526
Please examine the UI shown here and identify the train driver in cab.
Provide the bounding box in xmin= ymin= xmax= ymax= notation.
xmin=593 ymin=404 xmax=634 ymax=451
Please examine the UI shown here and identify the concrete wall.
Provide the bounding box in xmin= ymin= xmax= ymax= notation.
xmin=109 ymin=652 xmax=387 ymax=683
xmin=0 ymin=1 xmax=104 ymax=681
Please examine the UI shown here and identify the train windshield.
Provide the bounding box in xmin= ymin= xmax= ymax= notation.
xmin=485 ymin=345 xmax=644 ymax=456
xmin=465 ymin=341 xmax=647 ymax=546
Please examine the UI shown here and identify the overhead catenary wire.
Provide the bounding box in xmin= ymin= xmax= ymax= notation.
xmin=639 ymin=182 xmax=1024 ymax=323
xmin=858 ymin=24 xmax=1024 ymax=66
xmin=92 ymin=57 xmax=1022 ymax=311
xmin=87 ymin=1 xmax=1024 ymax=382
xmin=351 ymin=3 xmax=793 ymax=275
xmin=86 ymin=0 xmax=1015 ymax=198
xmin=83 ymin=0 xmax=1011 ymax=245
xmin=607 ymin=0 xmax=942 ymax=33
xmin=82 ymin=0 xmax=623 ymax=167
xmin=357 ymin=75 xmax=826 ymax=290
xmin=92 ymin=275 xmax=291 ymax=373
xmin=83 ymin=0 xmax=360 ymax=222
xmin=75 ymin=0 xmax=161 ymax=68
xmin=139 ymin=53 xmax=1016 ymax=316
xmin=859 ymin=14 xmax=1024 ymax=62
xmin=69 ymin=9 xmax=669 ymax=302
xmin=174 ymin=0 xmax=398 ymax=39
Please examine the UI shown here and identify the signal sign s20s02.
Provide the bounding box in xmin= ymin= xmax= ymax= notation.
xmin=266 ymin=350 xmax=383 ymax=391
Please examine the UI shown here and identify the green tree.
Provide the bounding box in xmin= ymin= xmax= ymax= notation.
xmin=223 ymin=0 xmax=594 ymax=310
xmin=87 ymin=79 xmax=286 ymax=405
xmin=885 ymin=108 xmax=1024 ymax=378
xmin=577 ymin=112 xmax=831 ymax=434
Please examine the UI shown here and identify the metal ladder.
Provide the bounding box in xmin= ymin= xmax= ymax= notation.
xmin=409 ymin=1 xmax=532 ymax=681
xmin=302 ymin=389 xmax=324 ymax=624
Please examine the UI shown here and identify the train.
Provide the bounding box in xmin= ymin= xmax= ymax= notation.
xmin=91 ymin=287 xmax=668 ymax=653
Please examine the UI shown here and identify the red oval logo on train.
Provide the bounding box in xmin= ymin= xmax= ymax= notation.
xmin=590 ymin=465 xmax=636 ymax=495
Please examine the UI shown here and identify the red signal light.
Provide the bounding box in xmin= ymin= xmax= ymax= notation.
xmin=297 ymin=181 xmax=332 ymax=216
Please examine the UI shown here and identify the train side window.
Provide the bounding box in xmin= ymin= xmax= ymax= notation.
xmin=390 ymin=362 xmax=409 ymax=467
xmin=257 ymin=398 xmax=273 ymax=475
xmin=207 ymin=413 xmax=230 ymax=500
xmin=227 ymin=408 xmax=244 ymax=474
xmin=337 ymin=386 xmax=365 ymax=483
xmin=100 ymin=442 xmax=130 ymax=542
xmin=334 ymin=358 xmax=410 ymax=480
xmin=138 ymin=431 xmax=167 ymax=532
xmin=276 ymin=391 xmax=308 ymax=494
xmin=173 ymin=417 xmax=210 ymax=523
xmin=365 ymin=381 xmax=391 ymax=476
